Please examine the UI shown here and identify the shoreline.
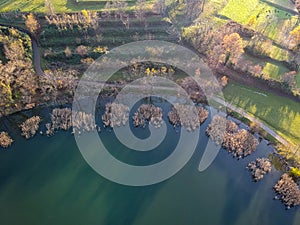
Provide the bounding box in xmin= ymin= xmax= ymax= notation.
xmin=1 ymin=96 xmax=298 ymax=209
xmin=0 ymin=22 xmax=295 ymax=150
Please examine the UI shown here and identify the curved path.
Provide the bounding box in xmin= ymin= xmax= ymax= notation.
xmin=0 ymin=23 xmax=44 ymax=76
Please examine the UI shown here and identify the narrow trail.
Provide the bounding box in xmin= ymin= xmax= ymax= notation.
xmin=0 ymin=23 xmax=44 ymax=76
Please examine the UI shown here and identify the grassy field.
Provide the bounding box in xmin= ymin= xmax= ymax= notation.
xmin=219 ymin=0 xmax=298 ymax=45
xmin=219 ymin=0 xmax=296 ymax=25
xmin=218 ymin=0 xmax=299 ymax=89
xmin=0 ymin=0 xmax=155 ymax=13
xmin=223 ymin=81 xmax=300 ymax=145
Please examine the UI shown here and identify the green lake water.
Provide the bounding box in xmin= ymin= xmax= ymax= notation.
xmin=0 ymin=100 xmax=300 ymax=225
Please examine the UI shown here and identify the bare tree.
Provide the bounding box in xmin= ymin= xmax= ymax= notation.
xmin=184 ymin=0 xmax=203 ymax=21
xmin=153 ymin=0 xmax=166 ymax=16
xmin=45 ymin=10 xmax=99 ymax=33
xmin=25 ymin=13 xmax=41 ymax=37
xmin=182 ymin=20 xmax=214 ymax=54
xmin=135 ymin=0 xmax=146 ymax=23
xmin=64 ymin=46 xmax=72 ymax=57
xmin=282 ymin=71 xmax=297 ymax=89
xmin=111 ymin=0 xmax=129 ymax=28
xmin=75 ymin=45 xmax=89 ymax=57
xmin=45 ymin=0 xmax=55 ymax=16
xmin=102 ymin=1 xmax=113 ymax=19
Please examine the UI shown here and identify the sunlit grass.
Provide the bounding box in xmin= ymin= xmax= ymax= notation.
xmin=0 ymin=0 xmax=45 ymax=12
xmin=296 ymin=71 xmax=300 ymax=88
xmin=0 ymin=0 xmax=155 ymax=13
xmin=268 ymin=45 xmax=290 ymax=62
xmin=241 ymin=54 xmax=291 ymax=84
xmin=219 ymin=0 xmax=263 ymax=24
xmin=223 ymin=81 xmax=300 ymax=145
xmin=219 ymin=0 xmax=296 ymax=43
xmin=262 ymin=62 xmax=288 ymax=80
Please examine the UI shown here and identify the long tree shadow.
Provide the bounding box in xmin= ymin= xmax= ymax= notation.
xmin=225 ymin=83 xmax=300 ymax=142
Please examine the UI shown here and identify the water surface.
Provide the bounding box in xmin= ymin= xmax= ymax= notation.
xmin=0 ymin=102 xmax=299 ymax=225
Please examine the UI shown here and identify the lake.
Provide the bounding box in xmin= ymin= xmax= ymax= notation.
xmin=0 ymin=100 xmax=299 ymax=225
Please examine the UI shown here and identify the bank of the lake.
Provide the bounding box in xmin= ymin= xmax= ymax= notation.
xmin=0 ymin=99 xmax=300 ymax=225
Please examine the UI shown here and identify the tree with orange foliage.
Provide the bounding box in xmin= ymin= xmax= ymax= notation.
xmin=221 ymin=33 xmax=244 ymax=65
xmin=220 ymin=76 xmax=228 ymax=87
xmin=289 ymin=25 xmax=300 ymax=50
xmin=25 ymin=13 xmax=41 ymax=37
xmin=251 ymin=65 xmax=263 ymax=78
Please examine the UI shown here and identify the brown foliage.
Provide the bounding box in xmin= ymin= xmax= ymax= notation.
xmin=133 ymin=104 xmax=163 ymax=128
xmin=0 ymin=132 xmax=13 ymax=148
xmin=248 ymin=158 xmax=272 ymax=181
xmin=206 ymin=115 xmax=258 ymax=157
xmin=221 ymin=33 xmax=244 ymax=65
xmin=76 ymin=45 xmax=89 ymax=57
xmin=20 ymin=116 xmax=41 ymax=139
xmin=25 ymin=13 xmax=41 ymax=36
xmin=274 ymin=173 xmax=300 ymax=207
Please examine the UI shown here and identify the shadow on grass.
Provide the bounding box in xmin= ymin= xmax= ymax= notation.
xmin=66 ymin=0 xmax=107 ymax=12
xmin=223 ymin=82 xmax=300 ymax=144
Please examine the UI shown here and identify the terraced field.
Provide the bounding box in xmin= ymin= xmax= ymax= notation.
xmin=40 ymin=15 xmax=175 ymax=70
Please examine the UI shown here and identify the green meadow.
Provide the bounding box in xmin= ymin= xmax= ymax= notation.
xmin=223 ymin=81 xmax=300 ymax=145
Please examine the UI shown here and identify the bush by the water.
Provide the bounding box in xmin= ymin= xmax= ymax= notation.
xmin=46 ymin=108 xmax=95 ymax=135
xmin=168 ymin=103 xmax=209 ymax=131
xmin=0 ymin=132 xmax=13 ymax=148
xmin=274 ymin=173 xmax=300 ymax=208
xmin=20 ymin=116 xmax=41 ymax=139
xmin=102 ymin=103 xmax=129 ymax=128
xmin=247 ymin=158 xmax=272 ymax=181
xmin=133 ymin=104 xmax=163 ymax=128
xmin=46 ymin=108 xmax=72 ymax=136
xmin=206 ymin=115 xmax=259 ymax=157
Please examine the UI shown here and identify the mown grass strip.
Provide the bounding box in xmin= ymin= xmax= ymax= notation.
xmin=223 ymin=81 xmax=300 ymax=145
